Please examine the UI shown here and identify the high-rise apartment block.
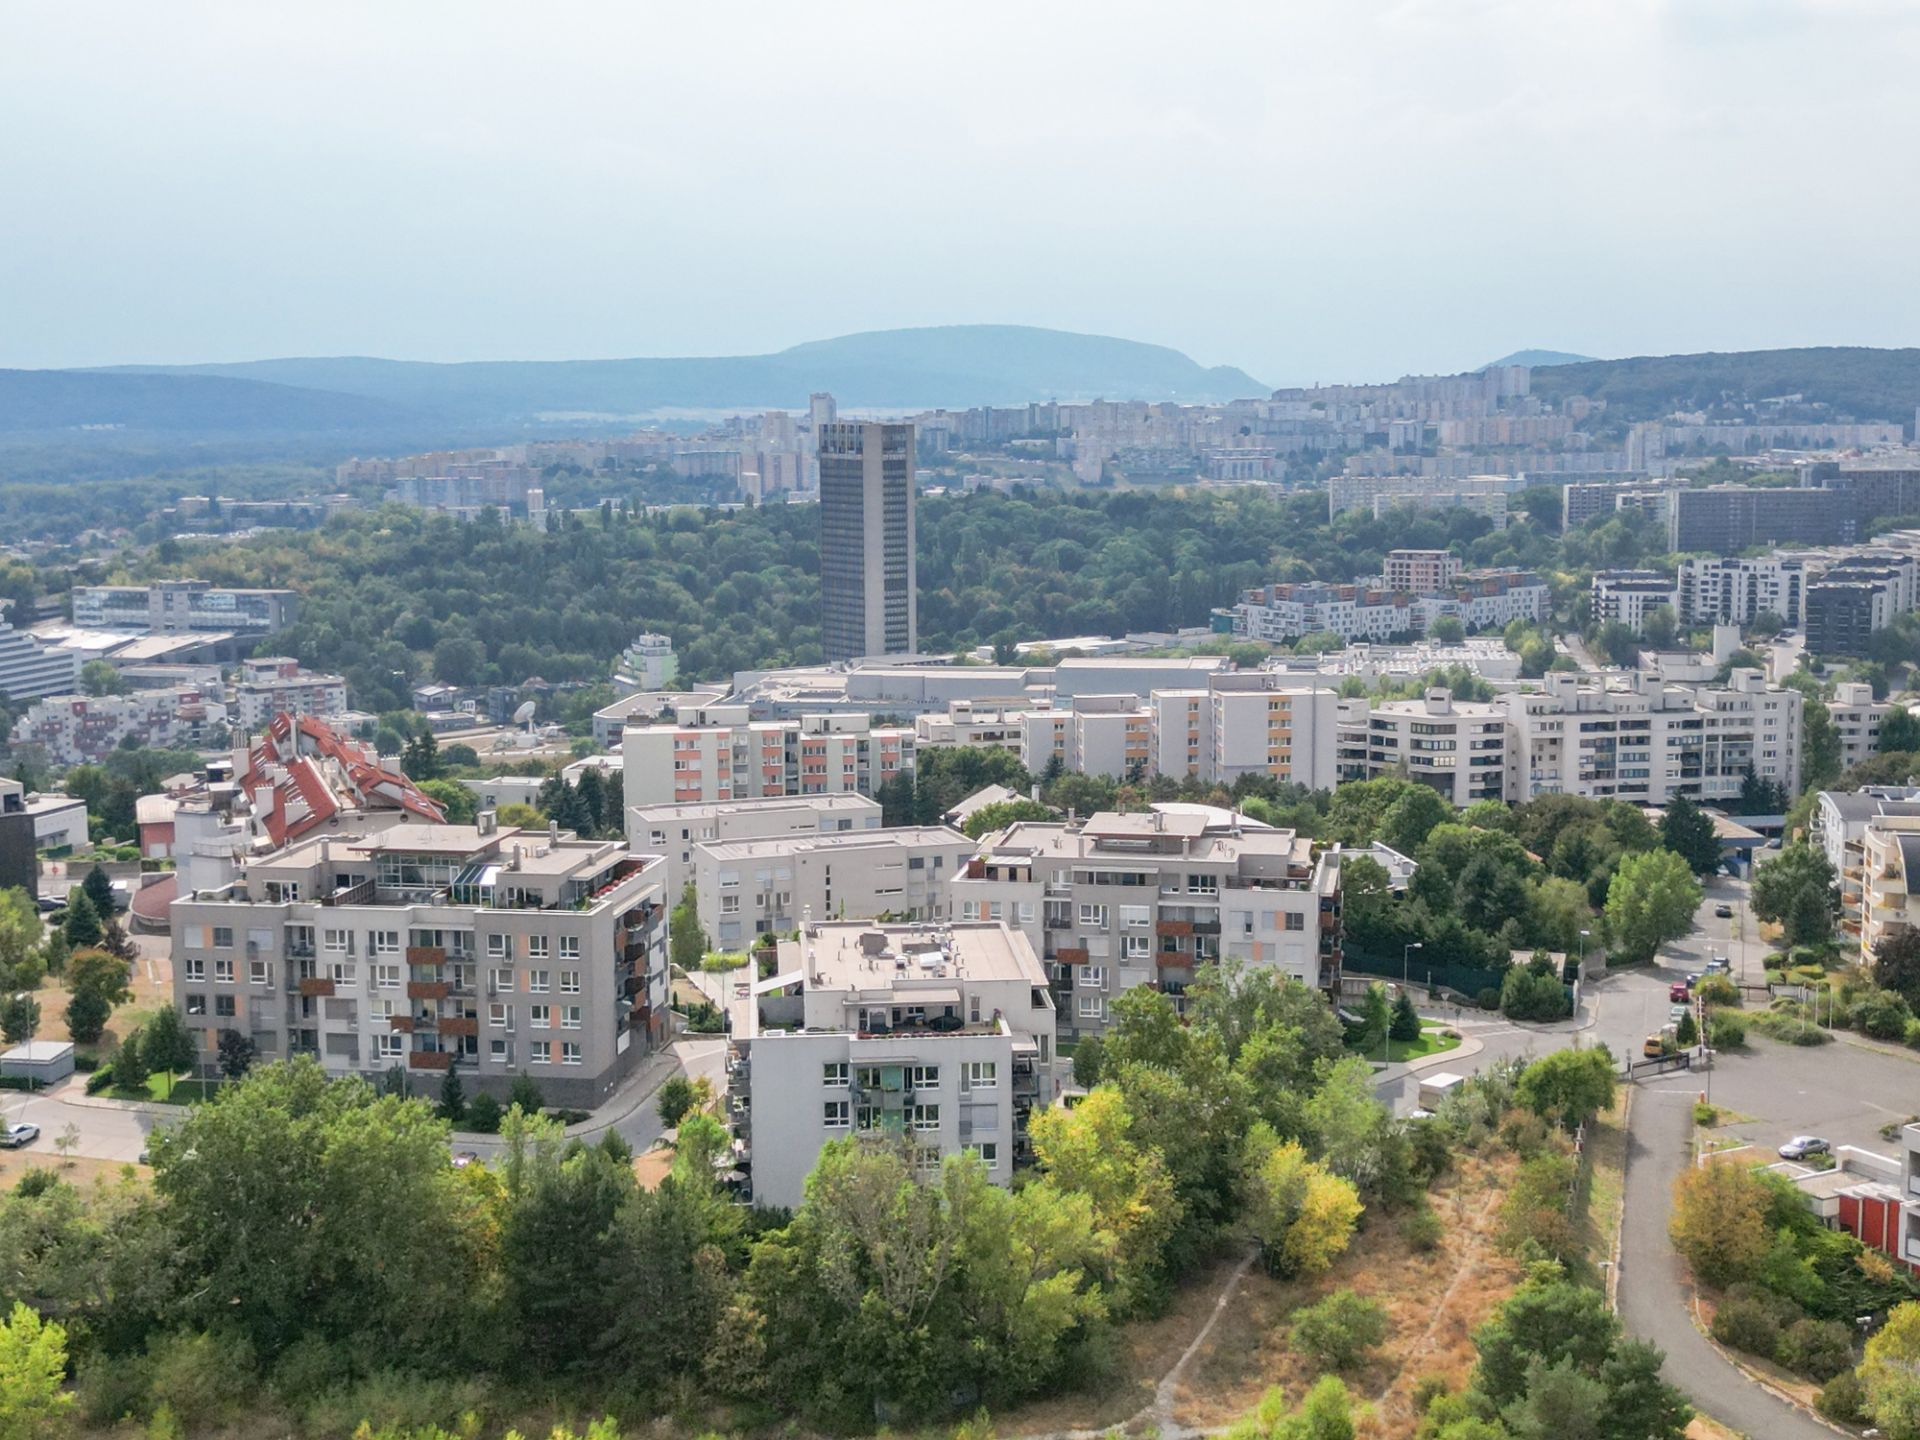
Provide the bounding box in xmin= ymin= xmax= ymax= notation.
xmin=170 ymin=817 xmax=672 ymax=1105
xmin=1676 ymin=557 xmax=1807 ymax=627
xmin=953 ymin=809 xmax=1341 ymax=1041
xmin=819 ymin=421 xmax=916 ymax=661
xmin=726 ymin=920 xmax=1056 ymax=1208
xmin=1591 ymin=571 xmax=1679 ymax=635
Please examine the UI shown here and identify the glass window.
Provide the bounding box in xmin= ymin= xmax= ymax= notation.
xmin=184 ymin=957 xmax=206 ymax=982
xmin=529 ymin=1005 xmax=550 ymax=1029
xmin=491 ymin=967 xmax=514 ymax=993
xmin=963 ymin=1061 xmax=997 ymax=1090
xmin=908 ymin=1064 xmax=939 ymax=1088
xmin=214 ymin=958 xmax=235 ymax=984
xmin=489 ymin=1003 xmax=512 ymax=1029
xmin=824 ymin=1100 xmax=850 ymax=1127
xmin=374 ymin=964 xmax=401 ymax=990
xmin=370 ymin=931 xmax=400 ymax=955
xmin=561 ymin=1006 xmax=581 ymax=1030
xmin=249 ymin=960 xmax=270 ymax=985
xmin=186 ymin=994 xmax=206 ymax=1016
xmin=823 ymin=1061 xmax=849 ymax=1086
xmin=212 ymin=927 xmax=234 ymax=949
xmin=561 ymin=1042 xmax=582 ymax=1066
xmin=487 ymin=933 xmax=510 ymax=958
xmin=527 ymin=969 xmax=550 ymax=993
xmin=526 ymin=935 xmax=550 ymax=959
xmin=559 ymin=969 xmax=580 ymax=995
xmin=214 ymin=995 xmax=236 ymax=1017
xmin=322 ymin=929 xmax=352 ymax=953
xmin=910 ymin=1103 xmax=940 ymax=1131
xmin=559 ymin=936 xmax=580 ymax=960
xmin=528 ymin=1040 xmax=551 ymax=1065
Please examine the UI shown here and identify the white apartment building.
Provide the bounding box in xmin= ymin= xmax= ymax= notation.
xmin=615 ymin=633 xmax=678 ymax=692
xmin=170 ymin=818 xmax=672 ymax=1106
xmin=726 ymin=921 xmax=1056 ymax=1208
xmin=0 ymin=622 xmax=79 ymax=701
xmin=913 ymin=701 xmax=1037 ymax=754
xmin=11 ymin=687 xmax=230 ymax=766
xmin=1502 ymin=670 xmax=1800 ymax=805
xmin=1811 ymin=787 xmax=1920 ymax=934
xmin=626 ymin=793 xmax=882 ymax=903
xmin=953 ymin=808 xmax=1341 ymax=1041
xmin=693 ymin=825 xmax=976 ymax=949
xmin=1225 ymin=572 xmax=1546 ymax=647
xmin=1858 ymin=820 xmax=1920 ymax=960
xmin=1828 ymin=683 xmax=1893 ymax=773
xmin=72 ymin=581 xmax=298 ymax=635
xmin=1592 ymin=571 xmax=1678 ymax=635
xmin=1676 ymin=556 xmax=1807 ymax=627
xmin=230 ymin=658 xmax=349 ymax=730
xmin=1335 ymin=689 xmax=1509 ymax=807
xmin=622 ymin=704 xmax=913 ymax=807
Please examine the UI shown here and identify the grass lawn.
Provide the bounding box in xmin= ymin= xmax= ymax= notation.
xmin=106 ymin=1074 xmax=221 ymax=1104
xmin=1348 ymin=1023 xmax=1462 ymax=1065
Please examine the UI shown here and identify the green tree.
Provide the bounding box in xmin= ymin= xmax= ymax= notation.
xmin=656 ymin=1075 xmax=695 ymax=1127
xmin=1802 ymin=700 xmax=1843 ymax=793
xmin=62 ymin=989 xmax=109 ymax=1046
xmin=1750 ymin=841 xmax=1837 ymax=948
xmin=465 ymin=1091 xmax=503 ymax=1133
xmin=1860 ymin=1300 xmax=1920 ymax=1440
xmin=66 ymin=946 xmax=131 ymax=1007
xmin=0 ymin=1300 xmax=75 ymax=1440
xmin=216 ymin=1028 xmax=256 ymax=1080
xmin=1501 ymin=966 xmax=1572 ymax=1021
xmin=1642 ymin=604 xmax=1678 ymax=650
xmin=402 ymin=727 xmax=440 ymax=780
xmin=418 ymin=778 xmax=477 ymax=825
xmin=1357 ymin=983 xmax=1392 ymax=1049
xmin=669 ymin=882 xmax=705 ymax=973
xmin=61 ymin=891 xmax=103 ymax=949
xmin=1658 ymin=794 xmax=1720 ymax=875
xmin=509 ymin=1071 xmax=544 ymax=1115
xmin=1427 ymin=615 xmax=1467 ymax=643
xmin=1243 ymin=1132 xmax=1363 ymax=1278
xmin=0 ymin=889 xmax=43 ymax=989
xmin=1071 ymin=1033 xmax=1105 ymax=1088
xmin=1873 ymin=927 xmax=1920 ymax=1007
xmin=1668 ymin=1160 xmax=1771 ymax=1287
xmin=79 ymin=658 xmax=128 ymax=696
xmin=1603 ymin=849 xmax=1702 ymax=964
xmin=1389 ymin=989 xmax=1422 ymax=1043
xmin=960 ymin=798 xmax=1056 ymax=839
xmin=113 ymin=1026 xmax=149 ymax=1093
xmin=1380 ymin=784 xmax=1454 ymax=859
xmin=1881 ymin=707 xmax=1920 ymax=755
xmin=438 ymin=1064 xmax=465 ymax=1124
xmin=81 ymin=865 xmax=116 ymax=918
xmin=1291 ymin=1288 xmax=1388 ymax=1371
xmin=0 ymin=993 xmax=38 ymax=1045
xmin=141 ymin=1005 xmax=197 ymax=1096
xmin=1515 ymin=1047 xmax=1617 ymax=1131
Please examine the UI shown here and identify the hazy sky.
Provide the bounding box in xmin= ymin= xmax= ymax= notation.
xmin=4 ymin=1 xmax=1917 ymax=383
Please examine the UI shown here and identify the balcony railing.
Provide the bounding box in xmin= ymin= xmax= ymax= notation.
xmin=406 ymin=946 xmax=445 ymax=967
xmin=297 ymin=977 xmax=335 ymax=998
xmin=407 ymin=980 xmax=449 ymax=1001
xmin=408 ymin=1050 xmax=452 ymax=1071
xmin=440 ymin=1016 xmax=478 ymax=1037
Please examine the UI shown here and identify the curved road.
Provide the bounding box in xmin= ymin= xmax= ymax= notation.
xmin=1619 ymin=1075 xmax=1834 ymax=1440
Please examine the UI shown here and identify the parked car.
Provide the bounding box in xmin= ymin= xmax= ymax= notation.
xmin=1778 ymin=1135 xmax=1831 ymax=1160
xmin=1670 ymin=981 xmax=1692 ymax=1002
xmin=0 ymin=1122 xmax=40 ymax=1149
xmin=1705 ymin=958 xmax=1731 ymax=976
xmin=1669 ymin=1005 xmax=1691 ymax=1025
xmin=1714 ymin=903 xmax=1734 ymax=918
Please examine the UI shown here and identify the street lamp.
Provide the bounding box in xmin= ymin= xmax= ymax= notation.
xmin=1387 ymin=942 xmax=1423 ymax=1066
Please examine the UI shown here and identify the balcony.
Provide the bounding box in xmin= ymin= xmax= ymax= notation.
xmin=297 ymin=977 xmax=335 ymax=998
xmin=408 ymin=1050 xmax=453 ymax=1071
xmin=406 ymin=946 xmax=445 ymax=967
xmin=1054 ymin=947 xmax=1089 ymax=964
xmin=1192 ymin=920 xmax=1222 ymax=936
xmin=1156 ymin=919 xmax=1193 ymax=938
xmin=439 ymin=1016 xmax=478 ymax=1038
xmin=389 ymin=1015 xmax=416 ymax=1033
xmin=407 ymin=980 xmax=449 ymax=1001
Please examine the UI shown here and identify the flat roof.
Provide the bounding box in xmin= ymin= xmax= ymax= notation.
xmin=630 ymin=793 xmax=880 ymax=820
xmin=982 ymin=818 xmax=1311 ymax=867
xmin=698 ymin=825 xmax=969 ymax=863
xmin=350 ymin=823 xmax=513 ymax=855
xmin=791 ymin=920 xmax=1045 ymax=989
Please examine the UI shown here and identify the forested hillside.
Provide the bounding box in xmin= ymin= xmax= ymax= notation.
xmin=134 ymin=488 xmax=1567 ymax=709
xmin=1527 ymin=346 xmax=1920 ymax=422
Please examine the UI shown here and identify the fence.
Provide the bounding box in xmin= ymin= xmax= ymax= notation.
xmin=1625 ymin=1051 xmax=1694 ymax=1080
xmin=1342 ymin=947 xmax=1506 ymax=1002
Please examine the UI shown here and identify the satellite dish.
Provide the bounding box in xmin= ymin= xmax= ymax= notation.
xmin=512 ymin=700 xmax=537 ymax=726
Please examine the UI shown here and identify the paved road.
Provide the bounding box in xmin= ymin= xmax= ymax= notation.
xmin=1619 ymin=1075 xmax=1834 ymax=1440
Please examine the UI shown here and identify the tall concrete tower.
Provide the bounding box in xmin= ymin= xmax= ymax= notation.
xmin=818 ymin=421 xmax=916 ymax=662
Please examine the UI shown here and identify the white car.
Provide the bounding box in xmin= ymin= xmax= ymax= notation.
xmin=0 ymin=1121 xmax=40 ymax=1149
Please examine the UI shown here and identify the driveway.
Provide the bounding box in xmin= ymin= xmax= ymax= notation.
xmin=1619 ymin=1075 xmax=1835 ymax=1440
xmin=1662 ymin=873 xmax=1768 ymax=987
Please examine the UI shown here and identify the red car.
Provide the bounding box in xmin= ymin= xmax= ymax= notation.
xmin=1669 ymin=981 xmax=1691 ymax=1003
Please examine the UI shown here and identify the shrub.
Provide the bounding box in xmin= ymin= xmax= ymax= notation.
xmin=298 ymin=1371 xmax=494 ymax=1439
xmin=1693 ymin=1100 xmax=1720 ymax=1126
xmin=1781 ymin=1317 xmax=1855 ymax=1381
xmin=76 ymin=1348 xmax=154 ymax=1427
xmin=1500 ymin=967 xmax=1572 ymax=1022
xmin=1850 ymin=989 xmax=1913 ymax=1041
xmin=1905 ymin=1016 xmax=1920 ymax=1049
xmin=85 ymin=1065 xmax=115 ymax=1095
xmin=145 ymin=1329 xmax=258 ymax=1429
xmin=1711 ymin=1293 xmax=1784 ymax=1360
xmin=1707 ymin=1010 xmax=1748 ymax=1048
xmin=1815 ymin=1369 xmax=1868 ymax=1425
xmin=657 ymin=1076 xmax=696 ymax=1127
xmin=1289 ymin=1288 xmax=1389 ymax=1371
xmin=1476 ymin=987 xmax=1503 ymax=1011
xmin=464 ymin=1092 xmax=502 ymax=1134
xmin=1694 ymin=974 xmax=1740 ymax=1008
xmin=1498 ymin=1151 xmax=1578 ymax=1263
xmin=1750 ymin=1008 xmax=1832 ymax=1045
xmin=1402 ymin=1204 xmax=1444 ymax=1253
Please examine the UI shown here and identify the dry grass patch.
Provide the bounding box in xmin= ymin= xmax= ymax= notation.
xmin=0 ymin=1151 xmax=146 ymax=1190
xmin=1171 ymin=1150 xmax=1526 ymax=1435
xmin=32 ymin=949 xmax=174 ymax=1051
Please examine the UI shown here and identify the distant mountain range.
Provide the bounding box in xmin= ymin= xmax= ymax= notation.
xmin=1483 ymin=349 xmax=1598 ymax=369
xmin=0 ymin=325 xmax=1269 ymax=439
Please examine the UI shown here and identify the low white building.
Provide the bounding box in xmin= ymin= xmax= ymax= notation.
xmin=1827 ymin=683 xmax=1893 ymax=773
xmin=627 ymin=793 xmax=883 ymax=904
xmin=727 ymin=920 xmax=1057 ymax=1208
xmin=694 ymin=825 xmax=975 ymax=949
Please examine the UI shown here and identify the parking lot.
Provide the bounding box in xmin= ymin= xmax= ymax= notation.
xmin=1696 ymin=1037 xmax=1918 ymax=1163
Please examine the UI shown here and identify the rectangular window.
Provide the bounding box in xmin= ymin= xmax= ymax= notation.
xmin=212 ymin=926 xmax=234 ymax=949
xmin=908 ymin=1064 xmax=939 ymax=1088
xmin=561 ymin=1042 xmax=582 ymax=1066
xmin=374 ymin=963 xmax=401 ymax=989
xmin=487 ymin=933 xmax=510 ymax=958
xmin=328 ymin=961 xmax=356 ymax=986
xmin=1080 ymin=965 xmax=1106 ymax=988
xmin=559 ymin=936 xmax=580 ymax=960
xmin=910 ymin=1103 xmax=940 ymax=1131
xmin=530 ymin=1005 xmax=551 ymax=1029
xmin=249 ymin=959 xmax=270 ymax=985
xmin=527 ymin=969 xmax=550 ymax=993
xmin=1078 ymin=995 xmax=1105 ymax=1019
xmin=489 ymin=1038 xmax=511 ymax=1062
xmin=1077 ymin=903 xmax=1108 ymax=929
xmin=1122 ymin=934 xmax=1151 ymax=959
xmin=376 ymin=1034 xmax=403 ymax=1059
xmin=370 ymin=998 xmax=394 ymax=1023
xmin=184 ymin=957 xmax=206 ymax=982
xmin=1119 ymin=905 xmax=1150 ymax=928
xmin=491 ymin=967 xmax=514 ymax=993
xmin=489 ymin=1003 xmax=512 ymax=1029
xmin=1285 ymin=912 xmax=1305 ymax=932
xmin=214 ymin=957 xmax=235 ymax=984
xmin=186 ymin=994 xmax=206 ymax=1016
xmin=214 ymin=995 xmax=235 ymax=1017
xmin=561 ymin=1006 xmax=581 ymax=1030
xmin=963 ymin=1061 xmax=997 ymax=1090
xmin=322 ymin=929 xmax=351 ymax=953
xmin=559 ymin=969 xmax=580 ymax=995
xmin=823 ymin=1062 xmax=849 ymax=1087
xmin=824 ymin=1100 xmax=850 ymax=1127
xmin=976 ymin=1141 xmax=999 ymax=1165
xmin=528 ymin=1040 xmax=551 ymax=1065
xmin=526 ymin=935 xmax=550 ymax=959
xmin=370 ymin=930 xmax=400 ymax=955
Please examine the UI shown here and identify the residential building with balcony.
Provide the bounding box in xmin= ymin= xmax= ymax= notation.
xmin=11 ymin=687 xmax=229 ymax=767
xmin=621 ymin=704 xmax=913 ymax=807
xmin=1500 ymin=670 xmax=1799 ymax=806
xmin=725 ymin=920 xmax=1056 ymax=1209
xmin=1383 ymin=549 xmax=1461 ymax=594
xmin=1826 ymin=683 xmax=1893 ymax=773
xmin=230 ymin=657 xmax=349 ymax=729
xmin=692 ymin=825 xmax=976 ymax=949
xmin=169 ymin=816 xmax=670 ymax=1107
xmin=1676 ymin=556 xmax=1806 ymax=628
xmin=1858 ymin=820 xmax=1920 ymax=960
xmin=952 ymin=807 xmax=1340 ymax=1041
xmin=1591 ymin=570 xmax=1677 ymax=635
xmin=1811 ymin=787 xmax=1920 ymax=938
xmin=1335 ymin=688 xmax=1509 ymax=806
xmin=626 ymin=793 xmax=882 ymax=903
